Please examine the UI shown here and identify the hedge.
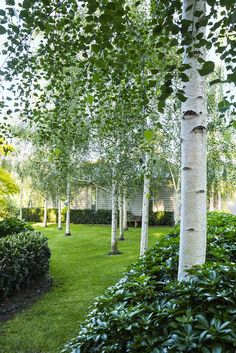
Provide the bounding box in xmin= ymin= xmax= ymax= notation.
xmin=22 ymin=208 xmax=174 ymax=226
xmin=0 ymin=231 xmax=51 ymax=302
xmin=62 ymin=212 xmax=236 ymax=353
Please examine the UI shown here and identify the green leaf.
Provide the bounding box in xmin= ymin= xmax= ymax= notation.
xmin=6 ymin=0 xmax=15 ymax=4
xmin=0 ymin=25 xmax=6 ymax=35
xmin=0 ymin=10 xmax=6 ymax=16
xmin=198 ymin=61 xmax=215 ymax=76
xmin=212 ymin=344 xmax=223 ymax=353
xmin=87 ymin=95 xmax=94 ymax=105
xmin=144 ymin=130 xmax=153 ymax=140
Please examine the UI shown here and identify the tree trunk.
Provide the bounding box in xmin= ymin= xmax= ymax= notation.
xmin=58 ymin=198 xmax=62 ymax=230
xmin=178 ymin=0 xmax=207 ymax=281
xmin=209 ymin=188 xmax=214 ymax=211
xmin=123 ymin=192 xmax=128 ymax=230
xmin=109 ymin=180 xmax=121 ymax=255
xmin=140 ymin=153 xmax=150 ymax=256
xmin=119 ymin=194 xmax=125 ymax=240
xmin=217 ymin=191 xmax=222 ymax=210
xmin=43 ymin=198 xmax=47 ymax=227
xmin=19 ymin=183 xmax=23 ymax=221
xmin=173 ymin=189 xmax=180 ymax=225
xmin=65 ymin=182 xmax=71 ymax=236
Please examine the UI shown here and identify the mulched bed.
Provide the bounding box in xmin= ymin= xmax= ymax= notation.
xmin=0 ymin=276 xmax=52 ymax=323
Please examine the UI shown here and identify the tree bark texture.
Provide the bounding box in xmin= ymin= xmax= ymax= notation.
xmin=123 ymin=192 xmax=128 ymax=230
xmin=140 ymin=153 xmax=150 ymax=256
xmin=109 ymin=180 xmax=121 ymax=255
xmin=119 ymin=194 xmax=125 ymax=240
xmin=58 ymin=198 xmax=62 ymax=230
xmin=65 ymin=182 xmax=71 ymax=236
xmin=178 ymin=0 xmax=207 ymax=280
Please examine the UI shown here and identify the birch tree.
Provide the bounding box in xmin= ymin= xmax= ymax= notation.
xmin=178 ymin=0 xmax=207 ymax=280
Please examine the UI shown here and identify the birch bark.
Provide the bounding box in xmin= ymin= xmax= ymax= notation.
xmin=123 ymin=192 xmax=128 ymax=230
xmin=109 ymin=180 xmax=121 ymax=255
xmin=65 ymin=182 xmax=71 ymax=236
xmin=178 ymin=0 xmax=207 ymax=280
xmin=58 ymin=197 xmax=62 ymax=230
xmin=140 ymin=152 xmax=150 ymax=256
xmin=43 ymin=198 xmax=47 ymax=227
xmin=119 ymin=194 xmax=125 ymax=240
xmin=217 ymin=191 xmax=222 ymax=210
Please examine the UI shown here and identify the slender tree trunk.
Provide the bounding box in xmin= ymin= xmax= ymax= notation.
xmin=140 ymin=152 xmax=150 ymax=256
xmin=123 ymin=192 xmax=128 ymax=230
xmin=218 ymin=191 xmax=222 ymax=210
xmin=58 ymin=197 xmax=62 ymax=230
xmin=178 ymin=0 xmax=207 ymax=280
xmin=209 ymin=187 xmax=214 ymax=211
xmin=119 ymin=194 xmax=125 ymax=240
xmin=43 ymin=198 xmax=47 ymax=227
xmin=173 ymin=189 xmax=180 ymax=225
xmin=19 ymin=183 xmax=23 ymax=221
xmin=109 ymin=180 xmax=121 ymax=255
xmin=65 ymin=182 xmax=71 ymax=236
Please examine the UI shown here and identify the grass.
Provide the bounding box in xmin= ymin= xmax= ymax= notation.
xmin=0 ymin=223 xmax=172 ymax=353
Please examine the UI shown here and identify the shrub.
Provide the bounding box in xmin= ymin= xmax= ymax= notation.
xmin=62 ymin=212 xmax=236 ymax=353
xmin=0 ymin=217 xmax=33 ymax=238
xmin=22 ymin=208 xmax=58 ymax=223
xmin=149 ymin=210 xmax=174 ymax=226
xmin=0 ymin=231 xmax=51 ymax=301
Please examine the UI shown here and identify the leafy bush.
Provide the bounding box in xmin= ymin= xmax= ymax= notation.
xmin=149 ymin=210 xmax=174 ymax=226
xmin=0 ymin=217 xmax=33 ymax=238
xmin=0 ymin=231 xmax=51 ymax=301
xmin=62 ymin=212 xmax=236 ymax=353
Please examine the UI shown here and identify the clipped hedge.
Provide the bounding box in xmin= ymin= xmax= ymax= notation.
xmin=22 ymin=207 xmax=174 ymax=226
xmin=0 ymin=217 xmax=33 ymax=238
xmin=0 ymin=231 xmax=51 ymax=301
xmin=22 ymin=207 xmax=58 ymax=223
xmin=62 ymin=212 xmax=236 ymax=353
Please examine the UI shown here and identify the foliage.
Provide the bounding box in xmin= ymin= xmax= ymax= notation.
xmin=0 ymin=167 xmax=19 ymax=208
xmin=0 ymin=231 xmax=50 ymax=301
xmin=0 ymin=198 xmax=18 ymax=218
xmin=62 ymin=212 xmax=236 ymax=353
xmin=0 ymin=217 xmax=33 ymax=238
xmin=0 ymin=224 xmax=171 ymax=353
xmin=149 ymin=211 xmax=174 ymax=226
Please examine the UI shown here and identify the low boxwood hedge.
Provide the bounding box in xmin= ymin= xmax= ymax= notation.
xmin=0 ymin=231 xmax=51 ymax=301
xmin=0 ymin=217 xmax=33 ymax=238
xmin=62 ymin=212 xmax=236 ymax=353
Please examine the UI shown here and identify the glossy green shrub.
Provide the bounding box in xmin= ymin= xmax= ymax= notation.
xmin=62 ymin=212 xmax=236 ymax=353
xmin=0 ymin=231 xmax=51 ymax=301
xmin=22 ymin=208 xmax=58 ymax=223
xmin=0 ymin=217 xmax=33 ymax=238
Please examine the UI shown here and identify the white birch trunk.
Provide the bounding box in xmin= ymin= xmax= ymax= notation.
xmin=173 ymin=190 xmax=180 ymax=225
xmin=58 ymin=198 xmax=62 ymax=230
xmin=123 ymin=192 xmax=128 ymax=230
xmin=43 ymin=198 xmax=47 ymax=227
xmin=178 ymin=0 xmax=207 ymax=280
xmin=109 ymin=181 xmax=120 ymax=255
xmin=65 ymin=182 xmax=71 ymax=236
xmin=140 ymin=153 xmax=150 ymax=256
xmin=209 ymin=193 xmax=214 ymax=211
xmin=217 ymin=191 xmax=222 ymax=210
xmin=119 ymin=194 xmax=125 ymax=240
xmin=19 ymin=183 xmax=23 ymax=221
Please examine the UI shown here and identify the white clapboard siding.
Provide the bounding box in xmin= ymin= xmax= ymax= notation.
xmin=72 ymin=187 xmax=92 ymax=209
xmin=96 ymin=188 xmax=112 ymax=210
xmin=128 ymin=189 xmax=143 ymax=216
xmin=152 ymin=188 xmax=174 ymax=212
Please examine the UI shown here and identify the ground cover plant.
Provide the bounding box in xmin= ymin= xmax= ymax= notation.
xmin=62 ymin=212 xmax=236 ymax=353
xmin=0 ymin=224 xmax=171 ymax=353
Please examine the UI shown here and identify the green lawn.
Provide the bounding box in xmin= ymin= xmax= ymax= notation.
xmin=0 ymin=223 xmax=172 ymax=353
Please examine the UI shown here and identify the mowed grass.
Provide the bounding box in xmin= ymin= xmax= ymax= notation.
xmin=0 ymin=223 xmax=172 ymax=353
